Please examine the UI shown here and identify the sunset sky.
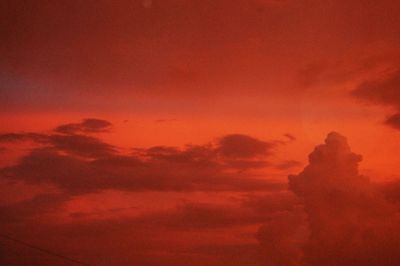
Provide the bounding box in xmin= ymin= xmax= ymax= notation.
xmin=1 ymin=1 xmax=400 ymax=265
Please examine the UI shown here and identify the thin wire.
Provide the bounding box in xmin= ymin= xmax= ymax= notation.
xmin=0 ymin=233 xmax=90 ymax=265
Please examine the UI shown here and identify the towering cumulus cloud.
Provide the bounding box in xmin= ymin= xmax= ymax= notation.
xmin=289 ymin=132 xmax=400 ymax=265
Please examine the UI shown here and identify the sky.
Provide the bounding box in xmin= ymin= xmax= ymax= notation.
xmin=1 ymin=0 xmax=400 ymax=265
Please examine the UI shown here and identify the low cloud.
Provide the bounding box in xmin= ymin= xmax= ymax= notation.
xmin=0 ymin=193 xmax=70 ymax=223
xmin=0 ymin=119 xmax=283 ymax=195
xmin=216 ymin=134 xmax=275 ymax=158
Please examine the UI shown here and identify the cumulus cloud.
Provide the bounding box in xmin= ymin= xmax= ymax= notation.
xmin=288 ymin=132 xmax=400 ymax=265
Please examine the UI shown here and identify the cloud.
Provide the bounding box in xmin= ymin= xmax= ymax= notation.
xmin=1 ymin=190 xmax=307 ymax=266
xmin=146 ymin=134 xmax=276 ymax=171
xmin=352 ymin=70 xmax=400 ymax=130
xmin=0 ymin=120 xmax=283 ymax=194
xmin=352 ymin=70 xmax=400 ymax=108
xmin=288 ymin=132 xmax=400 ymax=265
xmin=379 ymin=179 xmax=400 ymax=205
xmin=54 ymin=118 xmax=112 ymax=134
xmin=0 ymin=132 xmax=48 ymax=143
xmin=48 ymin=134 xmax=116 ymax=158
xmin=283 ymin=133 xmax=296 ymax=141
xmin=1 ymin=148 xmax=283 ymax=195
xmin=216 ymin=134 xmax=275 ymax=158
xmin=385 ymin=112 xmax=400 ymax=130
xmin=0 ymin=118 xmax=116 ymax=158
xmin=4 ymin=128 xmax=400 ymax=265
xmin=257 ymin=210 xmax=307 ymax=266
xmin=0 ymin=193 xmax=70 ymax=223
xmin=0 ymin=132 xmax=116 ymax=158
xmin=0 ymin=190 xmax=301 ymax=265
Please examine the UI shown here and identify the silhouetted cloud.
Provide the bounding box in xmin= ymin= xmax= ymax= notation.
xmin=0 ymin=120 xmax=283 ymax=194
xmin=0 ymin=132 xmax=116 ymax=158
xmin=0 ymin=132 xmax=48 ymax=143
xmin=1 ymin=149 xmax=283 ymax=194
xmin=48 ymin=134 xmax=116 ymax=158
xmin=54 ymin=118 xmax=112 ymax=134
xmin=385 ymin=112 xmax=400 ymax=130
xmin=352 ymin=71 xmax=400 ymax=108
xmin=216 ymin=134 xmax=275 ymax=158
xmin=352 ymin=70 xmax=400 ymax=130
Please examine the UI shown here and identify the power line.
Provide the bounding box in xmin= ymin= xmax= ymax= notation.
xmin=0 ymin=233 xmax=90 ymax=265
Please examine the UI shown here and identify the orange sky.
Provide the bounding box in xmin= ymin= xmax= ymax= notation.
xmin=1 ymin=1 xmax=400 ymax=265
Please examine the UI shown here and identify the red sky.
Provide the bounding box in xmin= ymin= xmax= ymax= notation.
xmin=1 ymin=1 xmax=400 ymax=265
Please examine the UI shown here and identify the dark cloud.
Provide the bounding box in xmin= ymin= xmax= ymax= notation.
xmin=0 ymin=132 xmax=116 ymax=158
xmin=352 ymin=70 xmax=400 ymax=130
xmin=54 ymin=118 xmax=112 ymax=134
xmin=0 ymin=190 xmax=301 ymax=265
xmin=352 ymin=70 xmax=400 ymax=108
xmin=0 ymin=193 xmax=69 ymax=223
xmin=146 ymin=137 xmax=274 ymax=171
xmin=132 ymin=202 xmax=262 ymax=230
xmin=216 ymin=134 xmax=274 ymax=158
xmin=0 ymin=119 xmax=116 ymax=158
xmin=1 ymin=148 xmax=283 ymax=194
xmin=0 ymin=120 xmax=283 ymax=194
xmin=0 ymin=132 xmax=48 ymax=143
xmin=385 ymin=112 xmax=400 ymax=129
xmin=48 ymin=134 xmax=116 ymax=158
xmin=132 ymin=193 xmax=303 ymax=231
